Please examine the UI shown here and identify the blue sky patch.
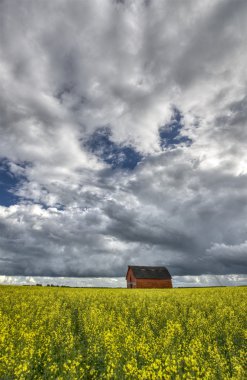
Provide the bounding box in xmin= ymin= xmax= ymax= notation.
xmin=86 ymin=127 xmax=143 ymax=170
xmin=0 ymin=163 xmax=19 ymax=206
xmin=0 ymin=160 xmax=25 ymax=207
xmin=159 ymin=108 xmax=192 ymax=149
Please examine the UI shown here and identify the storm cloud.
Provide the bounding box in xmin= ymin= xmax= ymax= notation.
xmin=0 ymin=0 xmax=247 ymax=280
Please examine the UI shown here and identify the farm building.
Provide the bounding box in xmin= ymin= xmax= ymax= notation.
xmin=126 ymin=265 xmax=172 ymax=288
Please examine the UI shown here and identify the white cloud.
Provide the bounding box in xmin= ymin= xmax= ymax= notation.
xmin=0 ymin=274 xmax=246 ymax=288
xmin=0 ymin=0 xmax=247 ymax=279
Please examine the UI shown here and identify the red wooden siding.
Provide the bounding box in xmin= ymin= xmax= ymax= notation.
xmin=126 ymin=268 xmax=136 ymax=288
xmin=126 ymin=267 xmax=172 ymax=288
xmin=136 ymin=279 xmax=172 ymax=288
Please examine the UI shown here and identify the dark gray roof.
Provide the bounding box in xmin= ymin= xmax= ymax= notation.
xmin=128 ymin=266 xmax=172 ymax=280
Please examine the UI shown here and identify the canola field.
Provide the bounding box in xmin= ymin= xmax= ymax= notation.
xmin=0 ymin=286 xmax=246 ymax=380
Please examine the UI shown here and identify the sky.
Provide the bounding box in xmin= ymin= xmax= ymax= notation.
xmin=0 ymin=0 xmax=247 ymax=286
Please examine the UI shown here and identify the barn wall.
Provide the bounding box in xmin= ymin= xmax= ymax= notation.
xmin=126 ymin=268 xmax=137 ymax=288
xmin=136 ymin=279 xmax=172 ymax=288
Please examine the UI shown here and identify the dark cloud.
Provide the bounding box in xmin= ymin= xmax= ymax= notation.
xmin=0 ymin=0 xmax=247 ymax=280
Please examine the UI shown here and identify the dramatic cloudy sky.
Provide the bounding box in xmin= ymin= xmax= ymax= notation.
xmin=0 ymin=0 xmax=247 ymax=284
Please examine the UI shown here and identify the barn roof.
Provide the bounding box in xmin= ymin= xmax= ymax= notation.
xmin=127 ymin=266 xmax=172 ymax=280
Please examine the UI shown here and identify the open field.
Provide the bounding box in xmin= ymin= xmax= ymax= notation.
xmin=0 ymin=286 xmax=246 ymax=379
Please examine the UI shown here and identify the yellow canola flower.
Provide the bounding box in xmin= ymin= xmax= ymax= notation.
xmin=0 ymin=286 xmax=246 ymax=379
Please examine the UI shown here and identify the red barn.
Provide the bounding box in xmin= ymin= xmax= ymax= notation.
xmin=126 ymin=265 xmax=172 ymax=288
